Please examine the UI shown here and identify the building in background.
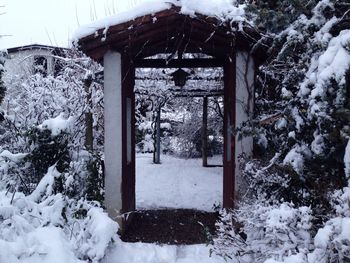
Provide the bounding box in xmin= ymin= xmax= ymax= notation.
xmin=5 ymin=44 xmax=69 ymax=77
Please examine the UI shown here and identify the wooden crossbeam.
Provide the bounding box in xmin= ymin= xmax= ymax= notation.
xmin=134 ymin=58 xmax=223 ymax=68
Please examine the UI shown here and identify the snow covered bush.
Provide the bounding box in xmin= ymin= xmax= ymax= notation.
xmin=243 ymin=0 xmax=350 ymax=219
xmin=0 ymin=167 xmax=119 ymax=263
xmin=1 ymin=49 xmax=103 ymax=153
xmin=25 ymin=127 xmax=71 ymax=191
xmin=307 ymin=183 xmax=350 ymax=262
xmin=0 ymin=49 xmax=104 ymax=193
xmin=0 ymin=48 xmax=117 ymax=262
xmin=214 ymin=202 xmax=312 ymax=262
xmin=85 ymin=153 xmax=105 ymax=204
xmin=215 ymin=0 xmax=350 ymax=261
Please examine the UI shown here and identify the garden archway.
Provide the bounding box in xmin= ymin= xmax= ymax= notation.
xmin=76 ymin=4 xmax=262 ymax=221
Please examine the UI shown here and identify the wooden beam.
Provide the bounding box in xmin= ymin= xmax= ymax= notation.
xmin=174 ymin=93 xmax=223 ymax=98
xmin=135 ymin=89 xmax=224 ymax=97
xmin=135 ymin=58 xmax=223 ymax=68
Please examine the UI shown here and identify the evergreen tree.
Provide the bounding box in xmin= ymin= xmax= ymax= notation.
xmin=245 ymin=0 xmax=318 ymax=33
xmin=239 ymin=0 xmax=350 ymax=214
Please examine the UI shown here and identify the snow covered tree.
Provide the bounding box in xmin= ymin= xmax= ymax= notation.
xmin=245 ymin=0 xmax=318 ymax=33
xmin=251 ymin=0 xmax=350 ymax=212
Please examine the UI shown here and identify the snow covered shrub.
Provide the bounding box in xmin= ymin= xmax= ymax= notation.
xmin=24 ymin=127 xmax=71 ymax=192
xmin=0 ymin=48 xmax=104 ymax=193
xmin=136 ymin=119 xmax=155 ymax=153
xmin=85 ymin=153 xmax=104 ymax=204
xmin=0 ymin=48 xmax=118 ymax=262
xmin=307 ymin=185 xmax=350 ymax=263
xmin=0 ymin=150 xmax=28 ymax=192
xmin=215 ymin=1 xmax=350 ymax=262
xmin=135 ymin=93 xmax=174 ymax=154
xmin=1 ymin=48 xmax=103 ymax=152
xmin=242 ymin=156 xmax=291 ymax=201
xmin=73 ymin=206 xmax=119 ymax=262
xmin=0 ymin=170 xmax=119 ymax=263
xmin=243 ymin=0 xmax=350 ymax=217
xmin=214 ymin=202 xmax=313 ymax=262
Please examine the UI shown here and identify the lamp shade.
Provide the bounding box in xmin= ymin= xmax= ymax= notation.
xmin=170 ymin=68 xmax=190 ymax=87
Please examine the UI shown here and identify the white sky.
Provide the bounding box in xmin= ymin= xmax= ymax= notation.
xmin=0 ymin=0 xmax=147 ymax=49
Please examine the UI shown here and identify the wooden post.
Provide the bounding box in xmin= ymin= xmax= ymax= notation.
xmin=84 ymin=77 xmax=93 ymax=151
xmin=223 ymin=52 xmax=236 ymax=209
xmin=121 ymin=54 xmax=136 ymax=213
xmin=202 ymin=96 xmax=208 ymax=167
xmin=154 ymin=105 xmax=161 ymax=164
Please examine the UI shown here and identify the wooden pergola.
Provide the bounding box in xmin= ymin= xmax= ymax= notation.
xmin=77 ymin=4 xmax=263 ymax=221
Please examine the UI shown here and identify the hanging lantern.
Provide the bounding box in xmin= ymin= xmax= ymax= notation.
xmin=170 ymin=68 xmax=190 ymax=87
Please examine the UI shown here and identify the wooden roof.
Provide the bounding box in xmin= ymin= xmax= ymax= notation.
xmin=77 ymin=6 xmax=263 ymax=63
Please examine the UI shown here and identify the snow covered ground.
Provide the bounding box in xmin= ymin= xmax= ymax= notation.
xmin=103 ymin=243 xmax=228 ymax=263
xmin=136 ymin=154 xmax=223 ymax=211
xmin=101 ymin=154 xmax=227 ymax=263
xmin=0 ymin=153 xmax=225 ymax=263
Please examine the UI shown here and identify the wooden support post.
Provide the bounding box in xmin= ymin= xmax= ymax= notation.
xmin=84 ymin=77 xmax=94 ymax=151
xmin=223 ymin=52 xmax=236 ymax=209
xmin=202 ymin=96 xmax=208 ymax=167
xmin=121 ymin=54 xmax=136 ymax=213
xmin=154 ymin=105 xmax=161 ymax=164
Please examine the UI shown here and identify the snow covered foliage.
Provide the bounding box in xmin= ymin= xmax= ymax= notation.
xmin=247 ymin=0 xmax=350 ymax=211
xmin=214 ymin=203 xmax=312 ymax=262
xmin=0 ymin=48 xmax=118 ymax=262
xmin=307 ymin=185 xmax=350 ymax=262
xmin=0 ymin=181 xmax=119 ymax=263
xmin=0 ymin=49 xmax=104 ymax=195
xmin=1 ymin=49 xmax=103 ymax=153
xmin=215 ymin=1 xmax=350 ymax=262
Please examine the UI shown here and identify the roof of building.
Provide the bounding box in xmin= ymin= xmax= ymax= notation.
xmin=7 ymin=44 xmax=69 ymax=55
xmin=74 ymin=0 xmax=265 ymax=63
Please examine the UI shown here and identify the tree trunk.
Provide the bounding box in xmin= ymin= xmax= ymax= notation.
xmin=84 ymin=77 xmax=93 ymax=151
xmin=202 ymin=96 xmax=208 ymax=167
xmin=154 ymin=105 xmax=161 ymax=164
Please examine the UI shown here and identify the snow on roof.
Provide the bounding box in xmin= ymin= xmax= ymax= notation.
xmin=73 ymin=0 xmax=246 ymax=42
xmin=7 ymin=44 xmax=69 ymax=54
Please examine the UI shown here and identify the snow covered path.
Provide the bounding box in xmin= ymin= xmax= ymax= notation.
xmin=136 ymin=154 xmax=223 ymax=211
xmin=101 ymin=155 xmax=227 ymax=263
xmin=103 ymin=243 xmax=229 ymax=263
